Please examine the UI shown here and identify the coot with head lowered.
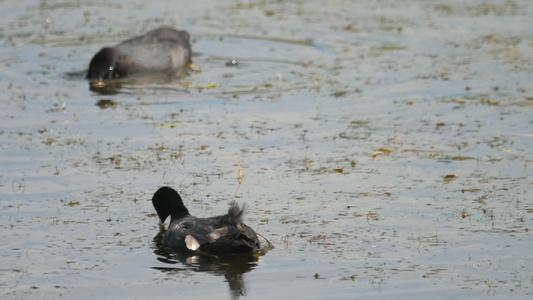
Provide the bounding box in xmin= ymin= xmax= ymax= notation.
xmin=87 ymin=27 xmax=192 ymax=80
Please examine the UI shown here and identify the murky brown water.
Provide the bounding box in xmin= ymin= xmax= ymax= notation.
xmin=1 ymin=0 xmax=532 ymax=299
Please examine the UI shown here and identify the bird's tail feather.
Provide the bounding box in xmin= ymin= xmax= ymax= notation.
xmin=227 ymin=201 xmax=244 ymax=224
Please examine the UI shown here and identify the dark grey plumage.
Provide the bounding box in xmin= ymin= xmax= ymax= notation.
xmin=87 ymin=27 xmax=191 ymax=80
xmin=152 ymin=186 xmax=263 ymax=256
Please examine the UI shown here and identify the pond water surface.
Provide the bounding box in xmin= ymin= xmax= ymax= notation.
xmin=1 ymin=0 xmax=532 ymax=299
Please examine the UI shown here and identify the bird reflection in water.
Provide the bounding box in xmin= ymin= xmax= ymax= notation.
xmin=152 ymin=230 xmax=272 ymax=300
xmin=88 ymin=71 xmax=191 ymax=95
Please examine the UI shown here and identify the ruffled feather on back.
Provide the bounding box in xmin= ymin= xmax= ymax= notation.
xmin=227 ymin=201 xmax=244 ymax=225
